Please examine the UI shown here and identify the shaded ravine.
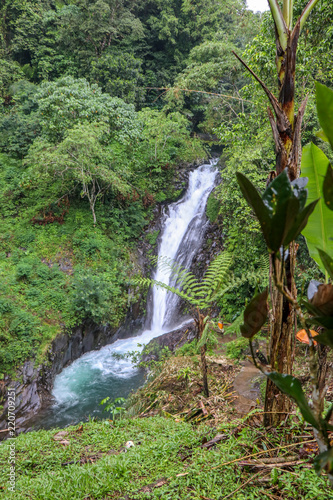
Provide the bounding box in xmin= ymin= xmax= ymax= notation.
xmin=35 ymin=161 xmax=218 ymax=429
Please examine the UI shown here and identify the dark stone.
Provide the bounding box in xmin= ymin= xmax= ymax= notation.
xmin=141 ymin=321 xmax=197 ymax=364
xmin=0 ymin=320 xmax=135 ymax=436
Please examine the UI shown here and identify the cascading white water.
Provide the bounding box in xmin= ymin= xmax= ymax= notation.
xmin=37 ymin=161 xmax=218 ymax=429
xmin=151 ymin=162 xmax=219 ymax=330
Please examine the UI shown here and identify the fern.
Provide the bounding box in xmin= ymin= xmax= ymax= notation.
xmin=201 ymin=252 xmax=233 ymax=302
xmin=243 ymin=253 xmax=270 ymax=289
xmin=224 ymin=312 xmax=244 ymax=336
xmin=132 ymin=251 xmax=233 ymax=310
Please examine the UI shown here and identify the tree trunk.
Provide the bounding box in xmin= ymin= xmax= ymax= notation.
xmin=264 ymin=243 xmax=297 ymax=426
xmin=263 ymin=23 xmax=303 ymax=426
xmin=196 ymin=310 xmax=209 ymax=398
xmin=317 ymin=344 xmax=329 ymax=415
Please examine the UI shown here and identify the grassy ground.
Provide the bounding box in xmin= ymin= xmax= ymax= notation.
xmin=1 ymin=340 xmax=332 ymax=499
xmin=0 ymin=416 xmax=330 ymax=499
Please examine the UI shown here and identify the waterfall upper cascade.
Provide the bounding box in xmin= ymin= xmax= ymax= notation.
xmin=39 ymin=160 xmax=218 ymax=429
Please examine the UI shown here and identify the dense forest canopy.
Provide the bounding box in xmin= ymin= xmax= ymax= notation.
xmin=0 ymin=0 xmax=259 ymax=374
xmin=0 ymin=0 xmax=332 ymax=376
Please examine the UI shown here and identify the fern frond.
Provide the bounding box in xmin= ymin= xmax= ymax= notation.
xmin=257 ymin=253 xmax=270 ymax=287
xmin=197 ymin=321 xmax=218 ymax=349
xmin=131 ymin=276 xmax=153 ymax=288
xmin=151 ymin=279 xmax=203 ymax=307
xmin=155 ymin=256 xmax=198 ymax=291
xmin=224 ymin=312 xmax=244 ymax=336
xmin=201 ymin=251 xmax=233 ymax=301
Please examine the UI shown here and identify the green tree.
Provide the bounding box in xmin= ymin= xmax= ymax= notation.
xmin=89 ymin=50 xmax=143 ymax=103
xmin=135 ymin=252 xmax=233 ymax=397
xmin=34 ymin=76 xmax=141 ymax=144
xmin=24 ymin=122 xmax=132 ymax=225
xmin=138 ymin=108 xmax=206 ymax=165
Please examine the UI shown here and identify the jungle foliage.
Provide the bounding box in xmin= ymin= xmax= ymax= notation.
xmin=0 ymin=1 xmax=258 ymax=375
xmin=0 ymin=0 xmax=333 ymax=383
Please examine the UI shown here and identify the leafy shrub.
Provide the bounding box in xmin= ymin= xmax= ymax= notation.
xmin=16 ymin=262 xmax=34 ymax=281
xmin=176 ymin=340 xmax=199 ymax=357
xmin=0 ymin=299 xmax=13 ymax=314
xmin=9 ymin=311 xmax=39 ymax=339
xmin=225 ymin=337 xmax=249 ymax=360
xmin=73 ymin=273 xmax=108 ymax=322
xmin=206 ymin=191 xmax=220 ymax=223
xmin=146 ymin=230 xmax=160 ymax=246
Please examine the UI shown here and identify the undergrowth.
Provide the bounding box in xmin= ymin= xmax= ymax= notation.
xmin=0 ymin=416 xmax=330 ymax=499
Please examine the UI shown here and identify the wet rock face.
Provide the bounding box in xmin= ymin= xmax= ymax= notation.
xmin=0 ymin=320 xmax=132 ymax=435
xmin=0 ymin=159 xmax=218 ymax=435
xmin=141 ymin=322 xmax=197 ymax=364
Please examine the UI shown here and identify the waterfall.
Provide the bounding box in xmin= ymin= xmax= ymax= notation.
xmin=38 ymin=160 xmax=218 ymax=429
xmin=150 ymin=162 xmax=218 ymax=330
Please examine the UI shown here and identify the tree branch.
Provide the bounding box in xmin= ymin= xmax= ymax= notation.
xmin=298 ymin=0 xmax=321 ymax=33
xmin=232 ymin=51 xmax=291 ymax=136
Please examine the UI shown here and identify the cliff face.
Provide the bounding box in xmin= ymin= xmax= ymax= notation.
xmin=0 ymin=321 xmax=122 ymax=433
xmin=0 ymin=159 xmax=220 ymax=435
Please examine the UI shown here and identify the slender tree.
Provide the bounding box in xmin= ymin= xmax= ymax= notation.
xmin=134 ymin=252 xmax=233 ymax=397
xmin=233 ymin=0 xmax=321 ymax=425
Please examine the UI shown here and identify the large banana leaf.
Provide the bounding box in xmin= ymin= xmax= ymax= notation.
xmin=301 ymin=143 xmax=333 ymax=275
xmin=316 ymin=82 xmax=333 ymax=150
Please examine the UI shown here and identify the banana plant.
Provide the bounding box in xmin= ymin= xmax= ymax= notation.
xmin=237 ymin=82 xmax=333 ymax=483
xmin=233 ymin=0 xmax=321 ymax=426
xmin=237 ymin=163 xmax=333 ymax=483
xmin=234 ymin=0 xmax=320 ymax=180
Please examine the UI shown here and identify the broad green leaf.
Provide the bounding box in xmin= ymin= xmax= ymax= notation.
xmin=318 ymin=249 xmax=333 ymax=281
xmin=267 ymin=372 xmax=319 ymax=429
xmin=312 ymin=316 xmax=333 ymax=329
xmin=315 ymin=330 xmax=333 ymax=348
xmin=240 ymin=288 xmax=268 ymax=339
xmin=264 ymin=171 xmax=299 ymax=251
xmin=314 ymin=447 xmax=333 ymax=474
xmin=236 ymin=172 xmax=271 ymax=245
xmin=302 ymin=299 xmax=323 ymax=317
xmin=301 ymin=143 xmax=333 ymax=274
xmin=316 ymin=82 xmax=333 ymax=149
xmin=291 ymin=176 xmax=309 ymax=211
xmin=284 ymin=200 xmax=318 ymax=246
xmin=315 ymin=128 xmax=329 ymax=142
xmin=324 ymin=164 xmax=333 ymax=211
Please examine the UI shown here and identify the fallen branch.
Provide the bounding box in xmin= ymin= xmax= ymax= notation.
xmin=201 ymin=434 xmax=227 ymax=449
xmin=212 ymin=439 xmax=316 ymax=469
xmin=223 ymin=470 xmax=267 ymax=500
xmin=238 ymin=458 xmax=308 ymax=468
xmin=241 ymin=455 xmax=297 ymax=464
xmin=145 ymin=87 xmax=252 ymax=103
